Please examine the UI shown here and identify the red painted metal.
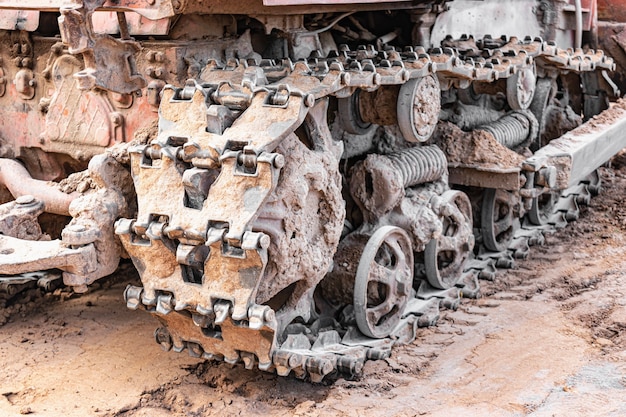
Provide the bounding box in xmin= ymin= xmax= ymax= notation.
xmin=263 ymin=0 xmax=406 ymax=4
xmin=598 ymin=0 xmax=626 ymax=21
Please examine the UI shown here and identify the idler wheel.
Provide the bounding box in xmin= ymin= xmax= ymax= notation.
xmin=481 ymin=188 xmax=520 ymax=252
xmin=354 ymin=226 xmax=414 ymax=339
xmin=338 ymin=90 xmax=375 ymax=135
xmin=507 ymin=63 xmax=537 ymax=111
xmin=425 ymin=190 xmax=474 ymax=289
xmin=397 ymin=74 xmax=441 ymax=142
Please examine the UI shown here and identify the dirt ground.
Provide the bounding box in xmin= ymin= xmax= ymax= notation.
xmin=2 ymin=160 xmax=626 ymax=417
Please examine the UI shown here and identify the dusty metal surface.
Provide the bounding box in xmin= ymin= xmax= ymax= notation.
xmin=527 ymin=101 xmax=626 ymax=188
xmin=0 ymin=159 xmax=77 ymax=215
xmin=0 ymin=154 xmax=128 ymax=292
xmin=0 ymin=0 xmax=175 ymax=19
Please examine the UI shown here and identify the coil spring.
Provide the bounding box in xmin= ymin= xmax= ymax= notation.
xmin=446 ymin=103 xmax=502 ymax=131
xmin=384 ymin=145 xmax=448 ymax=187
xmin=478 ymin=110 xmax=539 ymax=149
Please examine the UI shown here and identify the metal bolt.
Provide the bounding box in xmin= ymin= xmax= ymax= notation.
xmin=273 ymin=154 xmax=285 ymax=169
xmin=396 ymin=280 xmax=408 ymax=296
xmin=111 ymin=113 xmax=123 ymax=126
xmin=288 ymin=353 xmax=303 ymax=368
xmin=258 ymin=234 xmax=270 ymax=249
xmin=15 ymin=195 xmax=35 ymax=205
xmin=263 ymin=308 xmax=275 ymax=322
xmin=304 ymin=94 xmax=315 ymax=107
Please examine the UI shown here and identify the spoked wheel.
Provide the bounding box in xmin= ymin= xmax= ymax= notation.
xmin=480 ymin=188 xmax=521 ymax=252
xmin=354 ymin=226 xmax=414 ymax=339
xmin=527 ymin=189 xmax=560 ymax=226
xmin=425 ymin=190 xmax=474 ymax=289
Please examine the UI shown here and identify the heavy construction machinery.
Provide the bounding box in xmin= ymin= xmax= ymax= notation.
xmin=1 ymin=0 xmax=626 ymax=381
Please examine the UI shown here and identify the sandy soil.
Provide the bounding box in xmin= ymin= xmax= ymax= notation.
xmin=1 ymin=161 xmax=626 ymax=417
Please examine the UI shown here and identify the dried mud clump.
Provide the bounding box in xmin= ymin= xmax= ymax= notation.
xmin=254 ymin=132 xmax=345 ymax=314
xmin=433 ymin=121 xmax=525 ymax=168
xmin=57 ymin=170 xmax=93 ymax=194
xmin=542 ymin=105 xmax=582 ymax=142
xmin=575 ymin=98 xmax=626 ymax=134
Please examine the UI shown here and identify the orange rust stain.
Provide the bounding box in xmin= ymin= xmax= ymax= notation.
xmin=123 ymin=95 xmax=159 ymax=143
xmin=598 ymin=0 xmax=626 ymax=21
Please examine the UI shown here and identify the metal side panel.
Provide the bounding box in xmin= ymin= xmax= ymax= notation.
xmin=526 ymin=103 xmax=626 ymax=188
xmin=263 ymin=0 xmax=410 ymax=4
xmin=0 ymin=0 xmax=175 ymax=20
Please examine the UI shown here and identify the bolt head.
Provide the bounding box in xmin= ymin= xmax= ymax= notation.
xmin=273 ymin=154 xmax=285 ymax=169
xmin=264 ymin=308 xmax=275 ymax=322
xmin=15 ymin=195 xmax=35 ymax=205
xmin=259 ymin=234 xmax=271 ymax=249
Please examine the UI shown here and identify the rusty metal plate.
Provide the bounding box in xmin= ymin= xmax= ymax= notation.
xmin=43 ymin=61 xmax=120 ymax=149
xmin=0 ymin=234 xmax=96 ymax=277
xmin=448 ymin=165 xmax=521 ymax=191
xmin=129 ymin=150 xmax=277 ymax=240
xmin=92 ymin=11 xmax=171 ymax=36
xmin=263 ymin=0 xmax=408 ymax=5
xmin=0 ymin=0 xmax=175 ymax=20
xmin=598 ymin=0 xmax=626 ymax=21
xmin=0 ymin=10 xmax=39 ymax=31
xmin=154 ymin=309 xmax=277 ymax=368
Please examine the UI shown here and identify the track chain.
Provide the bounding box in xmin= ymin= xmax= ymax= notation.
xmin=262 ymin=179 xmax=595 ymax=382
xmin=0 ymin=36 xmax=611 ymax=381
xmin=128 ymin=179 xmax=593 ymax=382
xmin=201 ymin=35 xmax=613 ymax=108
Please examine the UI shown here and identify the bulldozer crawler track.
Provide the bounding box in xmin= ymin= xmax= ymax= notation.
xmin=109 ymin=37 xmax=615 ymax=381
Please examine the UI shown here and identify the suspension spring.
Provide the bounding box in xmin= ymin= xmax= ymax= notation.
xmin=385 ymin=145 xmax=448 ymax=188
xmin=478 ymin=110 xmax=538 ymax=149
xmin=443 ymin=103 xmax=502 ymax=131
xmin=350 ymin=145 xmax=448 ymax=217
